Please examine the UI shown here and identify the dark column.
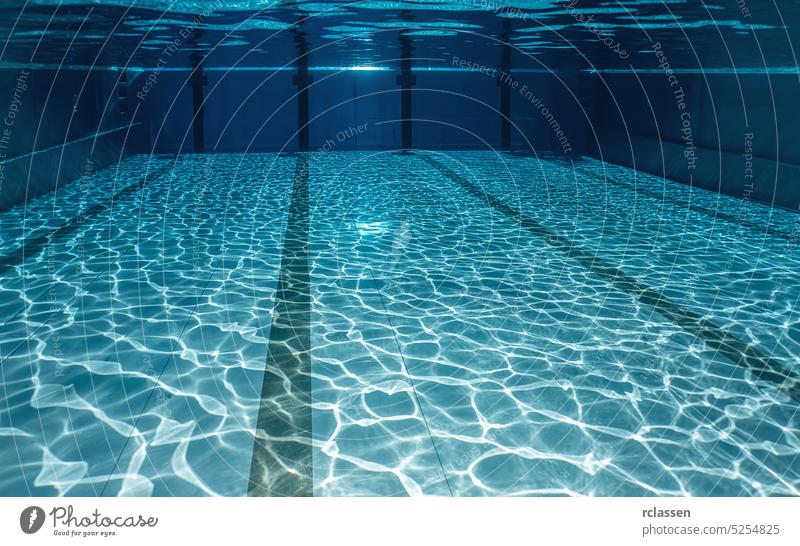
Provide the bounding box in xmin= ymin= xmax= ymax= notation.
xmin=187 ymin=35 xmax=207 ymax=153
xmin=248 ymin=156 xmax=312 ymax=496
xmin=293 ymin=23 xmax=312 ymax=152
xmin=397 ymin=11 xmax=415 ymax=152
xmin=499 ymin=18 xmax=512 ymax=150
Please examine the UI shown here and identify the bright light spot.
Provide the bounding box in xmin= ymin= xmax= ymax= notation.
xmin=356 ymin=221 xmax=388 ymax=236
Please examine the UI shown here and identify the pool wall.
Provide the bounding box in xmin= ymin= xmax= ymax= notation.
xmin=586 ymin=72 xmax=800 ymax=211
xmin=128 ymin=69 xmax=590 ymax=154
xmin=0 ymin=69 xmax=131 ymax=211
xmin=3 ymin=66 xmax=798 ymax=213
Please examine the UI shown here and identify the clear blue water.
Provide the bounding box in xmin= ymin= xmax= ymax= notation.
xmin=1 ymin=0 xmax=799 ymax=497
xmin=1 ymin=151 xmax=799 ymax=496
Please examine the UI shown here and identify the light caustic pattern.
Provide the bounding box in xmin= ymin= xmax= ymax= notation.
xmin=1 ymin=151 xmax=799 ymax=496
xmin=0 ymin=154 xmax=294 ymax=496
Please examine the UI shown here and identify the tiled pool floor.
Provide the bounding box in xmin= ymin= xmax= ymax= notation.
xmin=1 ymin=151 xmax=799 ymax=496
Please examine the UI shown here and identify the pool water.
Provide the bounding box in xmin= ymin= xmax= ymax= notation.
xmin=1 ymin=151 xmax=798 ymax=496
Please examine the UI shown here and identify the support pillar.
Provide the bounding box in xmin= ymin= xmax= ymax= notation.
xmin=293 ymin=23 xmax=312 ymax=152
xmin=187 ymin=39 xmax=207 ymax=153
xmin=397 ymin=11 xmax=415 ymax=152
xmin=499 ymin=18 xmax=512 ymax=150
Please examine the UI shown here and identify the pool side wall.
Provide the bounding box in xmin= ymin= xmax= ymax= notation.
xmin=585 ymin=72 xmax=800 ymax=212
xmin=0 ymin=69 xmax=131 ymax=211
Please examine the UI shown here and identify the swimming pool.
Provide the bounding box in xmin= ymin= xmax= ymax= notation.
xmin=1 ymin=150 xmax=798 ymax=496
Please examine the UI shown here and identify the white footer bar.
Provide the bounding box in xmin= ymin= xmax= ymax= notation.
xmin=1 ymin=497 xmax=797 ymax=545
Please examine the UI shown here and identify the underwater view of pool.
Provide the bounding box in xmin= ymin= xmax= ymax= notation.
xmin=1 ymin=150 xmax=798 ymax=496
xmin=1 ymin=0 xmax=799 ymax=500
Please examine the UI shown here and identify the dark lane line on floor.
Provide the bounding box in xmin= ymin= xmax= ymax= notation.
xmin=562 ymin=160 xmax=797 ymax=241
xmin=0 ymin=162 xmax=176 ymax=278
xmin=0 ymin=163 xmax=178 ymax=329
xmin=248 ymin=156 xmax=313 ymax=497
xmin=0 ymin=166 xmax=178 ymax=369
xmin=421 ymin=153 xmax=800 ymax=403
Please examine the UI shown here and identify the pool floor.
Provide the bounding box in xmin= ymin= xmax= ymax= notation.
xmin=1 ymin=151 xmax=799 ymax=496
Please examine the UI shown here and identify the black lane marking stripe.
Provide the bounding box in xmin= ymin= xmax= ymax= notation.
xmin=0 ymin=162 xmax=175 ymax=278
xmin=248 ymin=155 xmax=313 ymax=497
xmin=562 ymin=160 xmax=797 ymax=242
xmin=421 ymin=153 xmax=800 ymax=404
xmin=0 ymin=166 xmax=178 ymax=369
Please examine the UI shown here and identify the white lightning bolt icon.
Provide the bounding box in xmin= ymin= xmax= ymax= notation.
xmin=28 ymin=508 xmax=39 ymax=531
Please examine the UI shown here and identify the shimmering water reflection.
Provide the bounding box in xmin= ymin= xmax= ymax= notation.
xmin=1 ymin=151 xmax=799 ymax=496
